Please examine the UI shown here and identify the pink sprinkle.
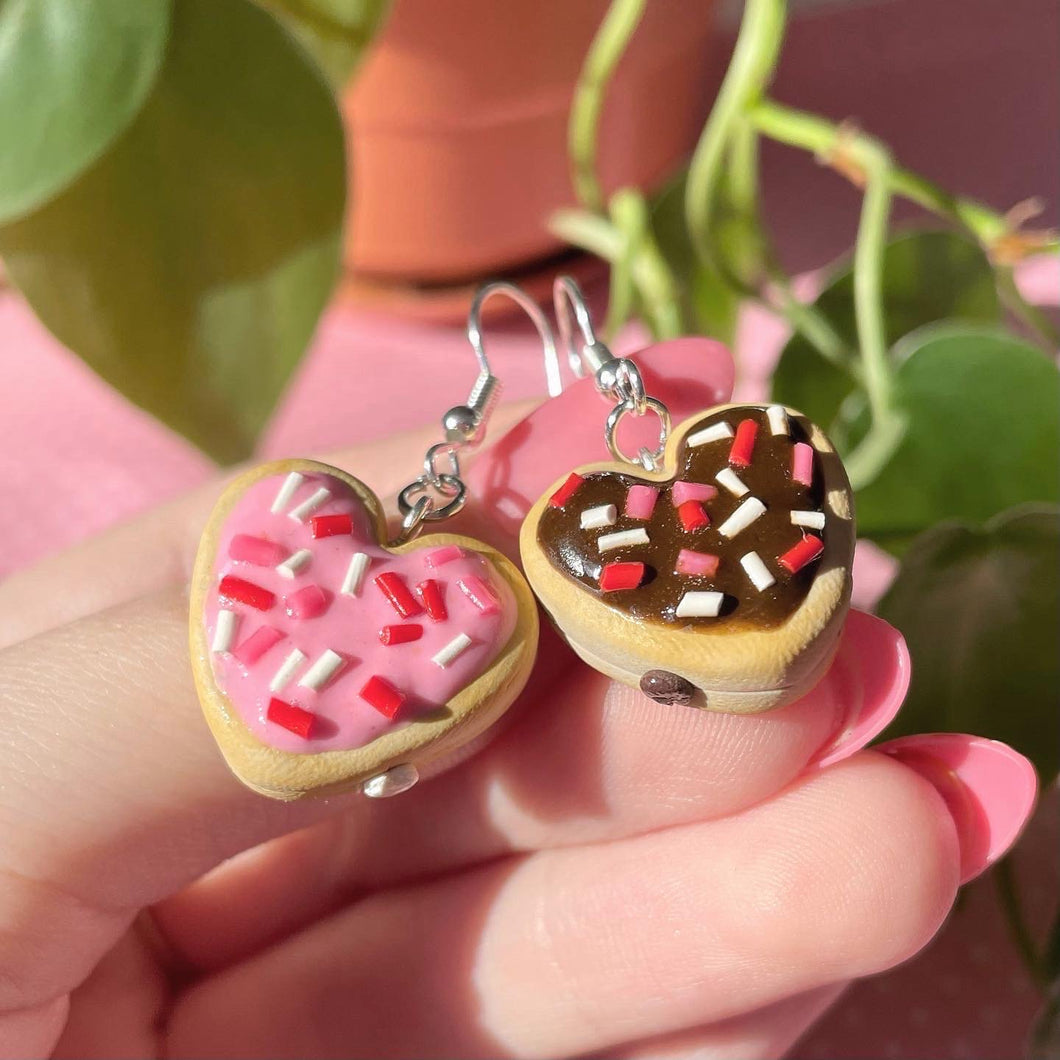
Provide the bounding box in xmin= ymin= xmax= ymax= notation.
xmin=671 ymin=481 xmax=718 ymax=507
xmin=624 ymin=484 xmax=659 ymax=520
xmin=458 ymin=575 xmax=499 ymax=615
xmin=286 ymin=584 xmax=329 ymax=620
xmin=426 ymin=545 xmax=464 ymax=569
xmin=228 ymin=534 xmax=286 ymax=567
xmin=792 ymin=443 xmax=815 ymax=486
xmin=675 ymin=549 xmax=720 ymax=577
xmin=233 ymin=625 xmax=285 ymax=665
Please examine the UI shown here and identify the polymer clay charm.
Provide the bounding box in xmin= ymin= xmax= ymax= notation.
xmin=190 ymin=285 xmax=541 ymax=799
xmin=519 ymin=279 xmax=854 ymax=714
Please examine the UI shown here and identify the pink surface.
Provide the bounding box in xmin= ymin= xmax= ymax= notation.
xmin=202 ymin=470 xmax=515 ymax=753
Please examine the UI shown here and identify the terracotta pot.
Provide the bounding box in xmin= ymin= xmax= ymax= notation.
xmin=344 ymin=0 xmax=718 ymax=284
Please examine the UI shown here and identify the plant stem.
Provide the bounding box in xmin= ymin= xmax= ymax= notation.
xmin=605 ymin=190 xmax=646 ymax=337
xmin=569 ymin=0 xmax=647 ymax=212
xmin=685 ymin=0 xmax=787 ymax=267
xmin=853 ymin=142 xmax=894 ymax=422
xmin=995 ymin=857 xmax=1047 ymax=989
xmin=748 ymin=100 xmax=1060 ymax=258
xmin=551 ymin=206 xmax=683 ymax=339
xmin=771 ymin=278 xmax=856 ymax=374
xmin=842 ymin=138 xmax=910 ymax=490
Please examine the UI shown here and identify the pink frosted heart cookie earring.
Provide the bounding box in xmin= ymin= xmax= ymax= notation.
xmin=190 ymin=284 xmax=542 ymax=800
xmin=519 ymin=278 xmax=855 ymax=714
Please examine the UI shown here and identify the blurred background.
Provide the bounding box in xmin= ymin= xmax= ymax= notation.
xmin=0 ymin=0 xmax=1056 ymax=1054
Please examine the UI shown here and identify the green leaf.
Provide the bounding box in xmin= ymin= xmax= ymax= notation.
xmin=0 ymin=0 xmax=171 ymax=223
xmin=260 ymin=0 xmax=391 ymax=87
xmin=0 ymin=0 xmax=346 ymax=464
xmin=854 ymin=325 xmax=1060 ymax=551
xmin=877 ymin=505 xmax=1060 ymax=784
xmin=771 ymin=229 xmax=1002 ymax=430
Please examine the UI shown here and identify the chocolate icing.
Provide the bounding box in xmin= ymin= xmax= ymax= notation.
xmin=537 ymin=406 xmax=854 ymax=631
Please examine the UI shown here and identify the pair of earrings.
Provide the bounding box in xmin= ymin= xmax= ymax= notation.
xmin=190 ymin=279 xmax=855 ymax=800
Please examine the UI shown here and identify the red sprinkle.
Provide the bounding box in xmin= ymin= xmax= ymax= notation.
xmin=549 ymin=472 xmax=584 ymax=508
xmin=286 ymin=584 xmax=329 ymax=620
xmin=417 ymin=578 xmax=447 ymax=621
xmin=677 ymin=500 xmax=711 ymax=532
xmin=219 ymin=575 xmax=275 ymax=611
xmin=374 ymin=571 xmax=423 ymax=618
xmin=379 ymin=624 xmax=423 ymax=645
xmin=360 ymin=674 xmax=406 ymax=719
xmin=228 ymin=534 xmax=286 ymax=567
xmin=599 ymin=561 xmax=645 ymax=592
xmin=779 ymin=534 xmax=825 ymax=574
xmin=267 ymin=697 xmax=315 ymax=738
xmin=310 ymin=512 xmax=353 ymax=538
xmin=729 ymin=419 xmax=759 ymax=467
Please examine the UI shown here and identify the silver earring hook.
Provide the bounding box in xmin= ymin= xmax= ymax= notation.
xmin=395 ymin=280 xmax=557 ymax=542
xmin=549 ymin=275 xmax=672 ymax=472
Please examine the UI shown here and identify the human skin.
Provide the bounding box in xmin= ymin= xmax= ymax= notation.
xmin=0 ymin=341 xmax=1036 ymax=1059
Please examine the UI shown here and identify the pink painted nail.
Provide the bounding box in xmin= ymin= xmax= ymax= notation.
xmin=808 ymin=610 xmax=911 ymax=770
xmin=877 ymin=733 xmax=1038 ymax=884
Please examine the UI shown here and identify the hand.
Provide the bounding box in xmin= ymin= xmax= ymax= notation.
xmin=0 ymin=344 xmax=1035 ymax=1059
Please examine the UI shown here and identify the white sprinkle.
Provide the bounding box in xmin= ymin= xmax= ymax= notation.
xmin=298 ymin=648 xmax=345 ymax=691
xmin=580 ymin=504 xmax=617 ymax=530
xmin=341 ymin=552 xmax=370 ymax=596
xmin=676 ymin=590 xmax=724 ymax=618
xmin=791 ymin=509 xmax=826 ymax=530
xmin=740 ymin=551 xmax=776 ymax=591
xmin=715 ymin=467 xmax=749 ymax=497
xmin=288 ymin=486 xmax=331 ymax=522
xmin=598 ymin=527 xmax=650 ymax=552
xmin=269 ymin=648 xmax=307 ymax=692
xmin=211 ymin=609 xmax=238 ymax=654
xmin=687 ymin=421 xmax=734 ymax=447
xmin=432 ymin=632 xmax=473 ymax=669
xmin=766 ymin=405 xmax=789 ymax=435
xmin=276 ymin=547 xmax=312 ymax=579
xmin=718 ymin=496 xmax=767 ymax=538
xmin=270 ymin=471 xmax=304 ymax=513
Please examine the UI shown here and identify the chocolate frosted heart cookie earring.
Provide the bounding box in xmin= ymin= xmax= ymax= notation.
xmin=519 ymin=278 xmax=855 ymax=714
xmin=190 ymin=283 xmax=541 ymax=800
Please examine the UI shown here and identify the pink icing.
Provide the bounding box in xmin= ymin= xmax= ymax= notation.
xmin=624 ymin=484 xmax=659 ymax=520
xmin=203 ymin=471 xmax=517 ymax=753
xmin=671 ymin=480 xmax=718 ymax=506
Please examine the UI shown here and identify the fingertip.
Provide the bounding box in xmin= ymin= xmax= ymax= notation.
xmin=877 ymin=733 xmax=1038 ymax=884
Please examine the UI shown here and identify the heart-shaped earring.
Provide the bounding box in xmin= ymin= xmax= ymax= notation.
xmin=190 ymin=283 xmax=542 ymax=800
xmin=519 ymin=278 xmax=855 ymax=714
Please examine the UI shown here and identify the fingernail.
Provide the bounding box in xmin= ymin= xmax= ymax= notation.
xmin=877 ymin=733 xmax=1038 ymax=883
xmin=810 ymin=612 xmax=911 ymax=770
